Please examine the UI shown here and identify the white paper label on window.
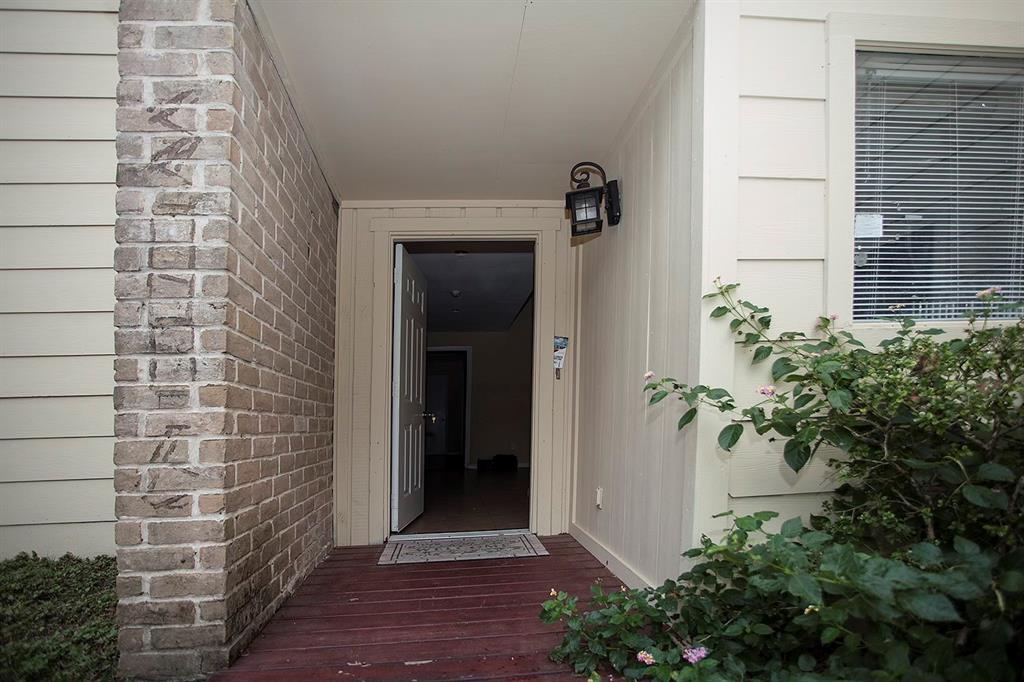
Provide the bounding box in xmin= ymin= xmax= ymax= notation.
xmin=854 ymin=213 xmax=884 ymax=238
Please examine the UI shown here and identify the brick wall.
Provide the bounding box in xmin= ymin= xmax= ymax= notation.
xmin=114 ymin=0 xmax=337 ymax=677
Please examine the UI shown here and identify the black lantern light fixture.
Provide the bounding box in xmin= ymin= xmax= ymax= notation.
xmin=565 ymin=161 xmax=621 ymax=238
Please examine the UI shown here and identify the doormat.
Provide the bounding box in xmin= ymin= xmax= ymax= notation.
xmin=378 ymin=532 xmax=549 ymax=565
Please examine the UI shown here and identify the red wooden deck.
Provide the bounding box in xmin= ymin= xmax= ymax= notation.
xmin=212 ymin=534 xmax=621 ymax=681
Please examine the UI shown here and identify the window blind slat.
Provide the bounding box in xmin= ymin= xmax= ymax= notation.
xmin=854 ymin=51 xmax=1024 ymax=321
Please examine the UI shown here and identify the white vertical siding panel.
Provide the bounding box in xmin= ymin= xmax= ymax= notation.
xmin=573 ymin=18 xmax=698 ymax=586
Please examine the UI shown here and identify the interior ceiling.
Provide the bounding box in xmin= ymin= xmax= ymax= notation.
xmin=251 ymin=0 xmax=692 ymax=200
xmin=409 ymin=248 xmax=534 ymax=332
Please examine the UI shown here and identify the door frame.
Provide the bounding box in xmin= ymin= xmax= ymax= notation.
xmin=426 ymin=346 xmax=473 ymax=469
xmin=334 ymin=209 xmax=575 ymax=545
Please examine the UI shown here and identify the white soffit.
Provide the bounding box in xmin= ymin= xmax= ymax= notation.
xmin=251 ymin=0 xmax=692 ymax=200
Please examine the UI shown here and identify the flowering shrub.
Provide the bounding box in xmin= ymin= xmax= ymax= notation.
xmin=542 ymin=511 xmax=1015 ymax=680
xmin=541 ymin=282 xmax=1022 ymax=680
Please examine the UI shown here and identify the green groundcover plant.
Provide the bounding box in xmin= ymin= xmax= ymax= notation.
xmin=0 ymin=553 xmax=117 ymax=681
xmin=542 ymin=282 xmax=1023 ymax=680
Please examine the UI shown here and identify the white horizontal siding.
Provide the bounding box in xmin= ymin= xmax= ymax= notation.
xmin=0 ymin=10 xmax=117 ymax=54
xmin=0 ymin=312 xmax=114 ymax=356
xmin=0 ymin=270 xmax=115 ymax=312
xmin=0 ymin=98 xmax=116 ymax=140
xmin=0 ymin=184 xmax=116 ymax=225
xmin=0 ymin=437 xmax=114 ymax=482
xmin=0 ymin=479 xmax=114 ymax=525
xmin=0 ymin=54 xmax=117 ymax=97
xmin=0 ymin=522 xmax=114 ymax=558
xmin=0 ymin=141 xmax=116 ymax=183
xmin=0 ymin=226 xmax=115 ymax=269
xmin=0 ymin=5 xmax=116 ymax=557
xmin=0 ymin=356 xmax=112 ymax=397
xmin=0 ymin=397 xmax=114 ymax=439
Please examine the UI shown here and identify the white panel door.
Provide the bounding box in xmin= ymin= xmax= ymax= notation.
xmin=390 ymin=244 xmax=427 ymax=532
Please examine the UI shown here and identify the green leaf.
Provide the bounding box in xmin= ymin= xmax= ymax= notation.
xmin=780 ymin=516 xmax=804 ymax=538
xmin=706 ymin=388 xmax=731 ymax=400
xmin=961 ymin=484 xmax=1008 ymax=510
xmin=783 ymin=439 xmax=811 ymax=472
xmin=787 ymin=573 xmax=822 ymax=604
xmin=826 ymin=389 xmax=852 ymax=412
xmin=998 ymin=570 xmax=1024 ymax=592
xmin=649 ymin=390 xmax=669 ymax=405
xmin=910 ymin=542 xmax=943 ymax=567
xmin=771 ymin=357 xmax=798 ymax=381
xmin=717 ymin=423 xmax=743 ymax=451
xmin=953 ymin=536 xmax=979 ymax=556
xmin=900 ymin=591 xmax=961 ymax=622
xmin=677 ymin=407 xmax=698 ymax=430
xmin=821 ymin=627 xmax=841 ymax=644
xmin=752 ymin=346 xmax=772 ymax=363
xmin=710 ymin=305 xmax=730 ymax=318
xmin=977 ymin=462 xmax=1015 ymax=482
xmin=798 ymin=654 xmax=816 ymax=672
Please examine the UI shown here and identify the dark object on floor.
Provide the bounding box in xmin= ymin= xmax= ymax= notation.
xmin=476 ymin=455 xmax=518 ymax=472
xmin=211 ymin=534 xmax=620 ymax=680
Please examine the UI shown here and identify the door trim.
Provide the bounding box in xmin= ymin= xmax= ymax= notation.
xmin=426 ymin=346 xmax=473 ymax=469
xmin=334 ymin=208 xmax=575 ymax=546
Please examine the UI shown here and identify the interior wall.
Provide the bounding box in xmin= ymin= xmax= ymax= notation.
xmin=571 ymin=9 xmax=700 ymax=586
xmin=685 ymin=0 xmax=1024 ymax=548
xmin=428 ymin=298 xmax=534 ymax=468
xmin=335 ymin=203 xmax=577 ymax=545
xmin=0 ymin=0 xmax=118 ymax=557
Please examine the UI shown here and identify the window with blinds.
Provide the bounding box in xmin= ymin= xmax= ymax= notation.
xmin=854 ymin=51 xmax=1024 ymax=320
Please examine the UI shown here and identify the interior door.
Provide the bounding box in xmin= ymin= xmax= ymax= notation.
xmin=391 ymin=244 xmax=428 ymax=532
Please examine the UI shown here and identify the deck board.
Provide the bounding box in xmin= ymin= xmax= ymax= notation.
xmin=213 ymin=534 xmax=620 ymax=681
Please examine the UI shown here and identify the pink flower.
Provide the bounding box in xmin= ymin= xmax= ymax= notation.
xmin=976 ymin=286 xmax=1003 ymax=299
xmin=829 ymin=314 xmax=838 ymax=322
xmin=683 ymin=646 xmax=709 ymax=664
xmin=757 ymin=385 xmax=776 ymax=398
xmin=636 ymin=651 xmax=656 ymax=665
xmin=643 ymin=371 xmax=656 ymax=382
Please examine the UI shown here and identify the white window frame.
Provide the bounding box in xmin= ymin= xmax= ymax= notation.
xmin=825 ymin=13 xmax=1023 ymax=339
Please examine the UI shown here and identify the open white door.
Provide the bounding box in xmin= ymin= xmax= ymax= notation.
xmin=391 ymin=244 xmax=428 ymax=532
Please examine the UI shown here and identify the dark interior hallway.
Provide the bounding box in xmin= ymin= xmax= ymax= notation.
xmin=403 ymin=468 xmax=530 ymax=534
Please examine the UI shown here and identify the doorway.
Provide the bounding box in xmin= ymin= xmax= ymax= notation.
xmin=391 ymin=240 xmax=534 ymax=535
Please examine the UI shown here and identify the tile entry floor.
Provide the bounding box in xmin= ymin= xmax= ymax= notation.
xmin=212 ymin=534 xmax=621 ymax=680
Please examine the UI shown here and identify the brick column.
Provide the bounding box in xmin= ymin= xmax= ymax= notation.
xmin=115 ymin=1 xmax=336 ymax=678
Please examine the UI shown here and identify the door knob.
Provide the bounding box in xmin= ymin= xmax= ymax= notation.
xmin=421 ymin=412 xmax=437 ymax=424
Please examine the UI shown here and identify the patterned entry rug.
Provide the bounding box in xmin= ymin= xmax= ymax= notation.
xmin=378 ymin=532 xmax=549 ymax=565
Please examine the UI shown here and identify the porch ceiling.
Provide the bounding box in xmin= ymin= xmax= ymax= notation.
xmin=250 ymin=0 xmax=693 ymax=201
